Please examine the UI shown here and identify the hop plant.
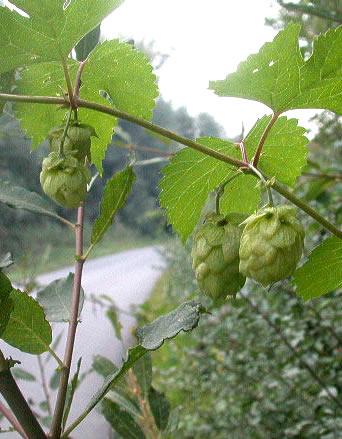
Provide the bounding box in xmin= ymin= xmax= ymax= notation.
xmin=239 ymin=205 xmax=305 ymax=287
xmin=191 ymin=213 xmax=246 ymax=301
xmin=48 ymin=123 xmax=96 ymax=162
xmin=40 ymin=152 xmax=90 ymax=208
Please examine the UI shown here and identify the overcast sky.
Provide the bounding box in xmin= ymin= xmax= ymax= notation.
xmin=102 ymin=0 xmax=318 ymax=138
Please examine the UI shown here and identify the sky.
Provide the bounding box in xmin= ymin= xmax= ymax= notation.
xmin=102 ymin=0 xmax=319 ymax=138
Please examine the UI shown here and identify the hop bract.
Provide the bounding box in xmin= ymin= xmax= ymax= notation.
xmin=191 ymin=213 xmax=246 ymax=301
xmin=48 ymin=123 xmax=96 ymax=162
xmin=40 ymin=152 xmax=90 ymax=208
xmin=239 ymin=205 xmax=305 ymax=287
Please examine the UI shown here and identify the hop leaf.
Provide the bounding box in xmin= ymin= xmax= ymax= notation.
xmin=239 ymin=205 xmax=305 ymax=286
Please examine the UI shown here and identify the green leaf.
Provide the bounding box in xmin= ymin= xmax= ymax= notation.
xmin=62 ymin=357 xmax=82 ymax=430
xmin=36 ymin=273 xmax=85 ymax=322
xmin=71 ymin=301 xmax=203 ymax=429
xmin=1 ymin=290 xmax=52 ymax=354
xmin=0 ymin=71 xmax=15 ymax=112
xmin=106 ymin=391 xmax=141 ymax=419
xmin=91 ymin=166 xmax=135 ymax=246
xmin=75 ymin=26 xmax=101 ymax=61
xmin=0 ymin=273 xmax=14 ymax=336
xmin=148 ymin=387 xmax=170 ymax=431
xmin=210 ymin=24 xmax=342 ymax=114
xmin=106 ymin=307 xmax=123 ymax=341
xmin=80 ymin=40 xmax=158 ymax=170
xmin=92 ymin=355 xmax=118 ymax=378
xmin=245 ymin=116 xmax=309 ymax=186
xmin=102 ymin=399 xmax=146 ymax=439
xmin=15 ymin=61 xmax=78 ymax=148
xmin=137 ymin=301 xmax=203 ymax=350
xmin=0 ymin=0 xmax=124 ymax=74
xmin=0 ymin=179 xmax=62 ymax=222
xmin=12 ymin=368 xmax=36 ymax=382
xmin=133 ymin=353 xmax=152 ymax=397
xmin=294 ymin=237 xmax=342 ymax=300
xmin=160 ymin=137 xmax=260 ymax=241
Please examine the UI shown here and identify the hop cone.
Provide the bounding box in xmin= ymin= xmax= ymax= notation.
xmin=48 ymin=123 xmax=96 ymax=162
xmin=40 ymin=152 xmax=90 ymax=208
xmin=239 ymin=205 xmax=305 ymax=286
xmin=191 ymin=213 xmax=246 ymax=301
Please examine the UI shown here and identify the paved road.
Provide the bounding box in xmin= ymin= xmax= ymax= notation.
xmin=0 ymin=246 xmax=164 ymax=438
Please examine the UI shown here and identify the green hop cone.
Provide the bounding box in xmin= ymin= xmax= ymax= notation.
xmin=48 ymin=123 xmax=96 ymax=162
xmin=239 ymin=205 xmax=305 ymax=287
xmin=40 ymin=152 xmax=90 ymax=208
xmin=191 ymin=213 xmax=246 ymax=301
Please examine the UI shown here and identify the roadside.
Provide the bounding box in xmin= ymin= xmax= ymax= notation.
xmin=10 ymin=222 xmax=163 ymax=284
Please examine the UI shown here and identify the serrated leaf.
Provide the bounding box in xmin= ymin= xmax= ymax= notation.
xmin=0 ymin=272 xmax=13 ymax=336
xmin=36 ymin=273 xmax=85 ymax=322
xmin=294 ymin=237 xmax=342 ymax=300
xmin=0 ymin=179 xmax=62 ymax=221
xmin=80 ymin=40 xmax=158 ymax=170
xmin=15 ymin=61 xmax=78 ymax=148
xmin=245 ymin=116 xmax=309 ymax=186
xmin=92 ymin=355 xmax=118 ymax=378
xmin=220 ymin=174 xmax=260 ymax=215
xmin=69 ymin=301 xmax=203 ymax=430
xmin=133 ymin=353 xmax=152 ymax=397
xmin=107 ymin=307 xmax=123 ymax=341
xmin=91 ymin=166 xmax=135 ymax=246
xmin=1 ymin=290 xmax=52 ymax=354
xmin=0 ymin=0 xmax=124 ymax=74
xmin=102 ymin=399 xmax=146 ymax=439
xmin=210 ymin=24 xmax=342 ymax=114
xmin=148 ymin=386 xmax=170 ymax=431
xmin=160 ymin=137 xmax=260 ymax=241
xmin=12 ymin=368 xmax=36 ymax=382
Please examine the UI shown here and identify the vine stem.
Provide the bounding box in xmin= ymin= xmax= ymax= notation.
xmin=0 ymin=351 xmax=46 ymax=438
xmin=49 ymin=204 xmax=85 ymax=439
xmin=0 ymin=92 xmax=340 ymax=238
xmin=252 ymin=112 xmax=280 ymax=167
xmin=59 ymin=107 xmax=73 ymax=158
xmin=0 ymin=402 xmax=28 ymax=439
xmin=271 ymin=180 xmax=342 ymax=239
xmin=248 ymin=164 xmax=274 ymax=206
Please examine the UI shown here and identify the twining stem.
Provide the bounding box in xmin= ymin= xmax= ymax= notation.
xmin=0 ymin=402 xmax=28 ymax=439
xmin=49 ymin=204 xmax=85 ymax=439
xmin=61 ymin=58 xmax=75 ymax=109
xmin=248 ymin=164 xmax=274 ymax=206
xmin=0 ymin=92 xmax=340 ymax=238
xmin=59 ymin=108 xmax=73 ymax=158
xmin=252 ymin=112 xmax=280 ymax=167
xmin=0 ymin=351 xmax=46 ymax=438
xmin=271 ymin=180 xmax=342 ymax=239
